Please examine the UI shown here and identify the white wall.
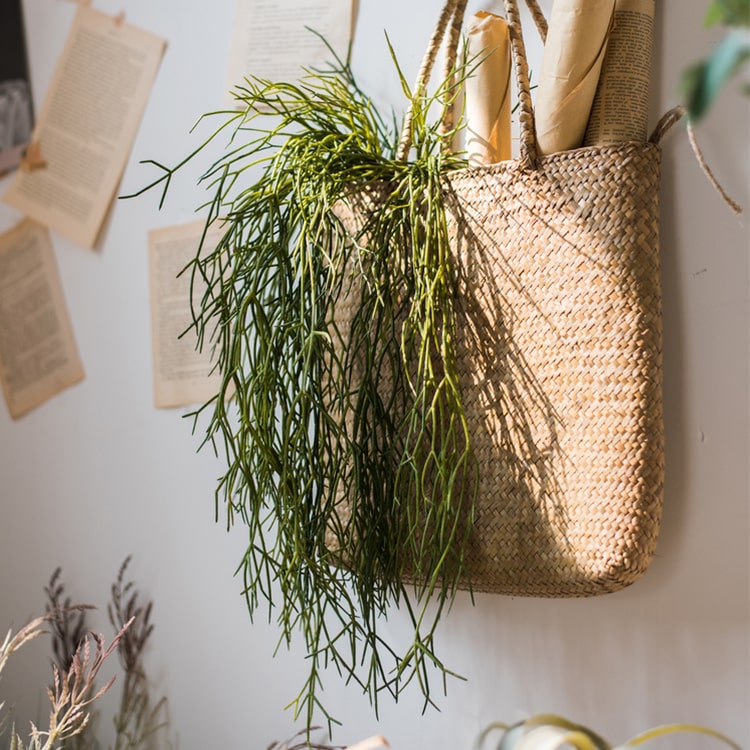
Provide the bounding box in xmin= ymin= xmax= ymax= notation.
xmin=1 ymin=1 xmax=748 ymax=748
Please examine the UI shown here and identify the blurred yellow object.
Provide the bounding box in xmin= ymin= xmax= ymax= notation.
xmin=478 ymin=714 xmax=741 ymax=750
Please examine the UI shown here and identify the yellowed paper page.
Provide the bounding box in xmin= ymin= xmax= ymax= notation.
xmin=584 ymin=0 xmax=655 ymax=146
xmin=0 ymin=218 xmax=84 ymax=419
xmin=465 ymin=11 xmax=512 ymax=166
xmin=3 ymin=7 xmax=165 ymax=249
xmin=534 ymin=0 xmax=615 ymax=155
xmin=149 ymin=221 xmax=225 ymax=409
xmin=225 ymin=0 xmax=354 ymax=106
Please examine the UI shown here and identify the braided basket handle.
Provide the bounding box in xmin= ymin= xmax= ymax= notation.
xmin=396 ymin=0 xmax=545 ymax=170
xmin=395 ymin=0 xmax=468 ymax=161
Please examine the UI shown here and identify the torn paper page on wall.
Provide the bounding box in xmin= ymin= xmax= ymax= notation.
xmin=148 ymin=220 xmax=227 ymax=409
xmin=0 ymin=218 xmax=84 ymax=419
xmin=224 ymin=0 xmax=354 ymax=108
xmin=3 ymin=7 xmax=165 ymax=249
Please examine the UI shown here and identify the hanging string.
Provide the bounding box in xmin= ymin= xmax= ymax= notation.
xmin=686 ymin=119 xmax=743 ymax=215
xmin=652 ymin=105 xmax=743 ymax=215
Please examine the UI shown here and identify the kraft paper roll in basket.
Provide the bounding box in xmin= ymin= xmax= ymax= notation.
xmin=332 ymin=0 xmax=666 ymax=597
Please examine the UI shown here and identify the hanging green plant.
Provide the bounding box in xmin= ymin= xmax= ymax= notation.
xmin=129 ymin=31 xmax=479 ymax=728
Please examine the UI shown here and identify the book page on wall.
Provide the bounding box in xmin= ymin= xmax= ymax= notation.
xmin=2 ymin=7 xmax=165 ymax=250
xmin=0 ymin=0 xmax=34 ymax=176
xmin=148 ymin=221 xmax=225 ymax=409
xmin=224 ymin=0 xmax=354 ymax=107
xmin=0 ymin=218 xmax=84 ymax=419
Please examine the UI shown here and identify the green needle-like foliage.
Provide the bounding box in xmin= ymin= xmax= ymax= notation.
xmin=129 ymin=42 xmax=478 ymax=730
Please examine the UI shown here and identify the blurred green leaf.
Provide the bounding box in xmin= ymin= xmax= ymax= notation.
xmin=704 ymin=1 xmax=725 ymax=26
xmin=681 ymin=30 xmax=750 ymax=120
xmin=704 ymin=0 xmax=750 ymax=28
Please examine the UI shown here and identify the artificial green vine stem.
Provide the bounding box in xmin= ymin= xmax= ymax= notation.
xmin=128 ymin=45 xmax=478 ymax=730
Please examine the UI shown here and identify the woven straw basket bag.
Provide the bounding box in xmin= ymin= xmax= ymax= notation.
xmin=335 ymin=0 xmax=668 ymax=598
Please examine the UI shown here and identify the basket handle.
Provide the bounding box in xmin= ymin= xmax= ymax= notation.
xmin=504 ymin=0 xmax=538 ymax=169
xmin=524 ymin=0 xmax=549 ymax=42
xmin=396 ymin=0 xmax=544 ymax=170
xmin=395 ymin=0 xmax=468 ymax=161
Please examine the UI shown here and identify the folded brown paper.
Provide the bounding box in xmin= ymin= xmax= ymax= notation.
xmin=465 ymin=11 xmax=512 ymax=165
xmin=534 ymin=0 xmax=615 ymax=155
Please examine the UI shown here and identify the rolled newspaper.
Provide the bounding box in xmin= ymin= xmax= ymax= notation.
xmin=534 ymin=0 xmax=615 ymax=155
xmin=584 ymin=0 xmax=655 ymax=145
xmin=465 ymin=11 xmax=512 ymax=166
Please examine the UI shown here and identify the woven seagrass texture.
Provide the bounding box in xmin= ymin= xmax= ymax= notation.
xmin=330 ymin=0 xmax=665 ymax=596
xmin=444 ymin=142 xmax=664 ymax=595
